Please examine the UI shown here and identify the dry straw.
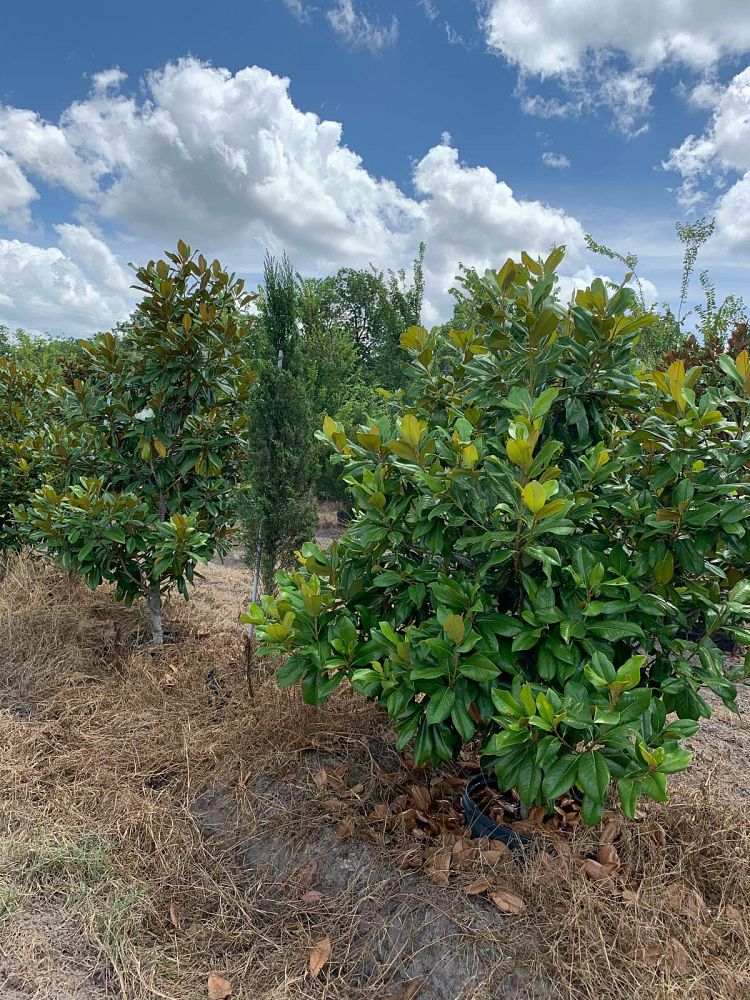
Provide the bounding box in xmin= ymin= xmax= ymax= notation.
xmin=0 ymin=551 xmax=748 ymax=999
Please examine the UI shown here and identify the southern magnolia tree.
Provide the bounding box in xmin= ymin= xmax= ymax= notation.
xmin=18 ymin=242 xmax=254 ymax=642
xmin=0 ymin=360 xmax=58 ymax=549
xmin=247 ymin=250 xmax=750 ymax=826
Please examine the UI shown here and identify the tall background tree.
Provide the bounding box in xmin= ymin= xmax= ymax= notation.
xmin=240 ymin=253 xmax=317 ymax=592
xmin=325 ymin=244 xmax=426 ymax=391
xmin=293 ymin=246 xmax=426 ymax=497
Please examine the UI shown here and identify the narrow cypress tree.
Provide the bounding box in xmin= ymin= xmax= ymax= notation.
xmin=241 ymin=253 xmax=317 ymax=591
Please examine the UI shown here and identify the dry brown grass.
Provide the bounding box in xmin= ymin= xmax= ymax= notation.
xmin=0 ymin=551 xmax=748 ymax=999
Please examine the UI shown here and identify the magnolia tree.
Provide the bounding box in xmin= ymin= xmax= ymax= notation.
xmin=17 ymin=242 xmax=254 ymax=642
xmin=247 ymin=250 xmax=750 ymax=826
xmin=0 ymin=360 xmax=56 ymax=550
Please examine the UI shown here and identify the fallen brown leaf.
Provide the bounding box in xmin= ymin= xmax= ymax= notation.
xmin=664 ymin=881 xmax=710 ymax=923
xmin=599 ymin=818 xmax=620 ymax=845
xmin=329 ymin=764 xmax=349 ymax=789
xmin=169 ymin=901 xmax=179 ymax=928
xmin=394 ymin=808 xmax=419 ymax=830
xmin=552 ymin=839 xmax=573 ymax=858
xmin=408 ymin=784 xmax=432 ymax=812
xmin=414 ymin=809 xmax=440 ymax=833
xmin=299 ymin=890 xmax=324 ymax=905
xmin=667 ymin=937 xmax=690 ymax=975
xmin=513 ymin=820 xmax=542 ymax=836
xmin=312 ymin=768 xmax=328 ymax=791
xmin=632 ymin=943 xmax=664 ymax=968
xmin=296 ymin=860 xmax=318 ymax=891
xmin=465 ymin=877 xmax=491 ymax=896
xmin=390 ymin=980 xmax=424 ymax=1000
xmin=397 ymin=850 xmax=423 ymax=870
xmin=582 ymin=858 xmax=617 ymax=881
xmin=309 ymin=935 xmax=332 ymax=978
xmin=650 ymin=821 xmax=667 ymax=846
xmin=340 ymin=783 xmax=365 ymax=799
xmin=538 ymin=850 xmax=569 ymax=875
xmin=428 ymin=846 xmax=452 ymax=887
xmin=724 ymin=903 xmax=746 ymax=934
xmin=597 ymin=844 xmax=621 ymax=868
xmin=336 ymin=818 xmax=354 ymax=842
xmin=479 ymin=846 xmax=509 ymax=864
xmin=207 ymin=972 xmax=232 ymax=999
xmin=489 ymin=888 xmax=525 ymax=913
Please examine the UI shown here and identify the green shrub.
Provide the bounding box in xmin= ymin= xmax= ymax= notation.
xmin=0 ymin=361 xmax=57 ymax=549
xmin=246 ymin=250 xmax=750 ymax=826
xmin=17 ymin=242 xmax=253 ymax=642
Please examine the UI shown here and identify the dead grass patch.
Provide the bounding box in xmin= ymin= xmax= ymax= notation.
xmin=0 ymin=552 xmax=748 ymax=999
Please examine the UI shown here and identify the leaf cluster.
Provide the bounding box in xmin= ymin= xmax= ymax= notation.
xmin=248 ymin=248 xmax=750 ymax=824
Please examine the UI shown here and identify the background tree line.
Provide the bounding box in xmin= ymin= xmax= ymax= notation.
xmin=1 ymin=225 xmax=747 ymax=633
xmin=0 ymin=244 xmax=426 ymax=630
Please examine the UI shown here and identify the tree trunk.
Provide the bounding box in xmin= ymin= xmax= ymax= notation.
xmin=146 ymin=585 xmax=164 ymax=645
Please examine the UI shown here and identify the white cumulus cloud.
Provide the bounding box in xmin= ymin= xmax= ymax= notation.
xmin=411 ymin=144 xmax=585 ymax=320
xmin=0 ymin=226 xmax=133 ymax=335
xmin=480 ymin=0 xmax=750 ymax=134
xmin=0 ymin=106 xmax=97 ymax=199
xmin=0 ymin=57 xmax=588 ymax=330
xmin=664 ymin=67 xmax=750 ymax=246
xmin=481 ymin=0 xmax=750 ymax=76
xmin=0 ymin=150 xmax=37 ymax=226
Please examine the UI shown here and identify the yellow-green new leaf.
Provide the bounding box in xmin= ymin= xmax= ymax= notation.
xmin=400 ymin=325 xmax=427 ymax=351
xmin=654 ymin=551 xmax=674 ymax=584
xmin=388 ymin=439 xmax=419 ymax=462
xmin=507 ymin=438 xmax=533 ymax=471
xmin=522 ymin=481 xmax=547 ymax=514
xmin=667 ymin=360 xmax=686 ymax=409
xmin=443 ymin=614 xmax=465 ymax=645
xmin=462 ymin=443 xmax=479 ymax=468
xmin=537 ymin=498 xmax=568 ymax=520
xmin=322 ymin=415 xmax=338 ymax=441
xmin=401 ymin=414 xmax=423 ymax=449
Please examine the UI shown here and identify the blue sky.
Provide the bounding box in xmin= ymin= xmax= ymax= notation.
xmin=1 ymin=0 xmax=750 ymax=334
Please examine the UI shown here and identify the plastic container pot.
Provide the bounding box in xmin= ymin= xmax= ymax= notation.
xmin=462 ymin=771 xmax=531 ymax=851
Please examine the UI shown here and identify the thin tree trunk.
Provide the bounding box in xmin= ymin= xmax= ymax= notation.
xmin=146 ymin=585 xmax=164 ymax=645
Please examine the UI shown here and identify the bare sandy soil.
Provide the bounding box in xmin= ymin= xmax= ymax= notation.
xmin=0 ymin=547 xmax=749 ymax=1000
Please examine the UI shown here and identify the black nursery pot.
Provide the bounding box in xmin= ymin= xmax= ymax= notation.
xmin=683 ymin=629 xmax=737 ymax=653
xmin=462 ymin=771 xmax=531 ymax=851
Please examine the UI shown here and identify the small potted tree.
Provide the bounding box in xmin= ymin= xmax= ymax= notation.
xmin=246 ymin=250 xmax=750 ymax=833
xmin=17 ymin=242 xmax=254 ymax=643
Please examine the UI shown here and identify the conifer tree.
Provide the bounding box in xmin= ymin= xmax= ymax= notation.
xmin=241 ymin=253 xmax=317 ymax=592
